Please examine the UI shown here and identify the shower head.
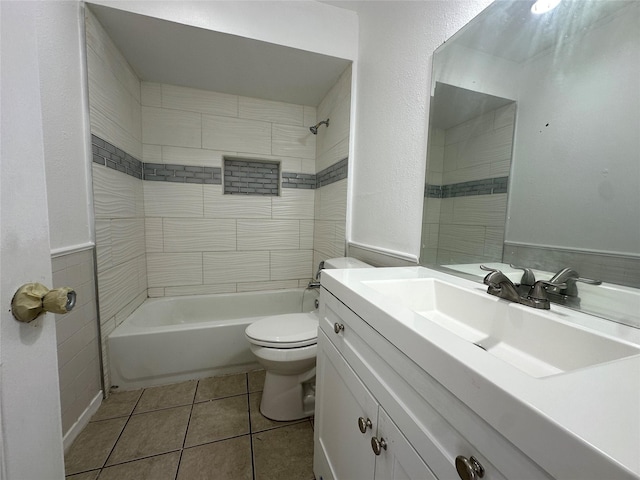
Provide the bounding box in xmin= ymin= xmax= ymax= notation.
xmin=309 ymin=119 xmax=330 ymax=135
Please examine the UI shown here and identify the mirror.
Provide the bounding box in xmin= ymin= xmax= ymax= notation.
xmin=421 ymin=0 xmax=639 ymax=322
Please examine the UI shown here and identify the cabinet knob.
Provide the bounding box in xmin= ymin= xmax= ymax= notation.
xmin=357 ymin=417 xmax=372 ymax=433
xmin=371 ymin=436 xmax=387 ymax=455
xmin=455 ymin=455 xmax=485 ymax=480
xmin=334 ymin=322 xmax=345 ymax=334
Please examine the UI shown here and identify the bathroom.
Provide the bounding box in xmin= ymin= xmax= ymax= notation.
xmin=2 ymin=0 xmax=638 ymax=479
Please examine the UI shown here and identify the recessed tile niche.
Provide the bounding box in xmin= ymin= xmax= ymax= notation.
xmin=224 ymin=158 xmax=280 ymax=196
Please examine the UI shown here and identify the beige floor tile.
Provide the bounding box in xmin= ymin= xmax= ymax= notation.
xmin=249 ymin=392 xmax=306 ymax=432
xmin=253 ymin=422 xmax=315 ymax=480
xmin=98 ymin=451 xmax=180 ymax=480
xmin=178 ymin=436 xmax=253 ymax=480
xmin=248 ymin=369 xmax=266 ymax=392
xmin=185 ymin=395 xmax=249 ymax=447
xmin=65 ymin=470 xmax=100 ymax=480
xmin=106 ymin=405 xmax=191 ymax=466
xmin=64 ymin=417 xmax=127 ymax=475
xmin=195 ymin=373 xmax=247 ymax=402
xmin=134 ymin=380 xmax=197 ymax=413
xmin=91 ymin=389 xmax=142 ymax=421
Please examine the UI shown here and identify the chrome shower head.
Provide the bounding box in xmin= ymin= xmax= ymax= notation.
xmin=309 ymin=118 xmax=330 ymax=135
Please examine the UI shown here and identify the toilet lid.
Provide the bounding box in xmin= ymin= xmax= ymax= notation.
xmin=245 ymin=312 xmax=318 ymax=348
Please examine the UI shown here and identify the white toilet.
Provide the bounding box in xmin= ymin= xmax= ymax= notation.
xmin=245 ymin=257 xmax=373 ymax=421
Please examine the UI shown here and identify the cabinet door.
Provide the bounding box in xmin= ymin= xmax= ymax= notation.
xmin=314 ymin=331 xmax=378 ymax=480
xmin=374 ymin=407 xmax=437 ymax=480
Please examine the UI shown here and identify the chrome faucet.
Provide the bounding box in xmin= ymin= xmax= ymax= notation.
xmin=481 ymin=266 xmax=566 ymax=310
xmin=307 ymin=261 xmax=325 ymax=289
xmin=545 ymin=267 xmax=602 ymax=307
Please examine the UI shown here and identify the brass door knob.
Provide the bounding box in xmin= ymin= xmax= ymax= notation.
xmin=358 ymin=417 xmax=372 ymax=433
xmin=455 ymin=455 xmax=485 ymax=480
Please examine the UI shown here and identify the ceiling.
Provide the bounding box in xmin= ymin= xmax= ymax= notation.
xmin=87 ymin=3 xmax=352 ymax=107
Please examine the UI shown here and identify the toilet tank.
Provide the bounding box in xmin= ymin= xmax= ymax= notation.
xmin=324 ymin=257 xmax=373 ymax=269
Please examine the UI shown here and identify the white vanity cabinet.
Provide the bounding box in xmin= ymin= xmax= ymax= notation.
xmin=314 ymin=288 xmax=553 ymax=480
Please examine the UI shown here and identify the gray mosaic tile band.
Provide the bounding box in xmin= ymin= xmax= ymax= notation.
xmin=144 ymin=163 xmax=221 ymax=184
xmin=316 ymin=157 xmax=348 ymax=188
xmin=281 ymin=172 xmax=317 ymax=189
xmin=425 ymin=176 xmax=508 ymax=198
xmin=282 ymin=157 xmax=349 ymax=190
xmin=224 ymin=159 xmax=279 ymax=195
xmin=91 ymin=134 xmax=143 ymax=179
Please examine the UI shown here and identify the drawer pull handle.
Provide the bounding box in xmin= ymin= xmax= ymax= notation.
xmin=334 ymin=322 xmax=345 ymax=334
xmin=371 ymin=436 xmax=387 ymax=455
xmin=357 ymin=417 xmax=372 ymax=433
xmin=455 ymin=455 xmax=485 ymax=480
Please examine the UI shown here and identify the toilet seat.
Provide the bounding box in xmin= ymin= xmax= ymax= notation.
xmin=245 ymin=312 xmax=318 ymax=348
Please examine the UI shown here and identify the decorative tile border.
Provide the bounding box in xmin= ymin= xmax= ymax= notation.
xmin=224 ymin=159 xmax=279 ymax=195
xmin=144 ymin=163 xmax=221 ymax=184
xmin=425 ymin=176 xmax=508 ymax=198
xmin=91 ymin=134 xmax=143 ymax=179
xmin=317 ymin=157 xmax=348 ymax=188
xmin=92 ymin=135 xmax=349 ymax=192
xmin=282 ymin=157 xmax=348 ymax=190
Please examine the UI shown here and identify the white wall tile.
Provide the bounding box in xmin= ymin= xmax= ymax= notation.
xmin=95 ymin=219 xmax=112 ymax=272
xmin=143 ymin=144 xmax=162 ymax=163
xmin=239 ymin=96 xmax=304 ymax=125
xmin=162 ymin=84 xmax=237 ymax=117
xmin=316 ymin=94 xmax=350 ymax=155
xmin=202 ymin=115 xmax=271 ymax=154
xmin=97 ymin=259 xmax=142 ymax=321
xmin=92 ymin=165 xmax=138 ymax=219
xmin=494 ymin=102 xmax=516 ymax=130
xmin=165 ymin=284 xmax=237 ymax=297
xmin=272 ymin=188 xmax=314 ymax=219
xmin=313 ymin=221 xmax=335 ymax=258
xmin=272 ymin=124 xmax=316 ymax=159
xmin=145 ymin=218 xmax=163 ymax=252
xmin=162 ymin=146 xmax=229 ymax=167
xmin=484 ymin=227 xmax=505 ymax=259
xmin=141 ymin=82 xmax=161 ymax=107
xmin=300 ymin=220 xmax=314 ymax=250
xmin=270 ymin=251 xmax=313 ymax=280
xmin=147 ymin=253 xmax=203 ymax=287
xmin=438 ymin=224 xmax=487 ymax=257
xmin=237 ymin=220 xmax=300 ymax=250
xmin=303 ymin=106 xmax=317 ymax=127
xmin=143 ymin=182 xmax=203 ymax=217
xmin=163 ymin=218 xmax=236 ymax=252
xmin=147 ymin=287 xmax=165 ymax=298
xmin=237 ymin=280 xmax=299 ymax=292
xmin=442 ymin=164 xmax=492 ymax=185
xmin=203 ymin=251 xmax=270 ymax=284
xmin=110 ymin=219 xmax=145 ymax=266
xmin=142 ymin=106 xmax=202 ymax=148
xmin=450 ymin=194 xmax=508 ymax=227
xmin=204 ymin=185 xmax=272 ymax=218
xmin=316 ymin=137 xmax=348 ymax=174
xmin=315 ymin=179 xmax=347 ymax=221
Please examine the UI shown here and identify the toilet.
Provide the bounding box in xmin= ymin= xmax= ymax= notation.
xmin=245 ymin=257 xmax=373 ymax=421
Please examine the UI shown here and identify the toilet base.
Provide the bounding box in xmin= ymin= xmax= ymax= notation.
xmin=260 ymin=371 xmax=315 ymax=421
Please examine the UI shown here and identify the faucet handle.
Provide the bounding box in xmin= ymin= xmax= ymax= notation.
xmin=509 ymin=264 xmax=536 ymax=286
xmin=530 ymin=280 xmax=567 ymax=301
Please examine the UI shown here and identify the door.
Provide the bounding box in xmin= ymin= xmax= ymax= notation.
xmin=0 ymin=2 xmax=65 ymax=478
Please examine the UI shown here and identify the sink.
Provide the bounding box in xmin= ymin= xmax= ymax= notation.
xmin=362 ymin=278 xmax=640 ymax=378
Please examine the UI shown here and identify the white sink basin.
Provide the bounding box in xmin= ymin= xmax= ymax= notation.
xmin=363 ymin=278 xmax=640 ymax=378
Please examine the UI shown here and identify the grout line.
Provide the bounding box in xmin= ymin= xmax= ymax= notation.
xmin=247 ymin=373 xmax=257 ymax=480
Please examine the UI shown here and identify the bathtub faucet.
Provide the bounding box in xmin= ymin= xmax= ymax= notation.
xmin=308 ymin=261 xmax=325 ymax=289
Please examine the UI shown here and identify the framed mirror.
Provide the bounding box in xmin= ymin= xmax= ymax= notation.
xmin=420 ymin=0 xmax=639 ymax=325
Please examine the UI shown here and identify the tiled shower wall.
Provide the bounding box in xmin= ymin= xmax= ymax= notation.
xmin=52 ymin=249 xmax=102 ymax=440
xmin=141 ymin=81 xmax=318 ymax=296
xmin=313 ymin=66 xmax=351 ymax=269
xmin=86 ymin=8 xmax=147 ymax=392
xmin=421 ymin=103 xmax=515 ymax=265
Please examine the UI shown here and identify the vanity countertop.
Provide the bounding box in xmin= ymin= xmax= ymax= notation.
xmin=321 ymin=266 xmax=640 ymax=479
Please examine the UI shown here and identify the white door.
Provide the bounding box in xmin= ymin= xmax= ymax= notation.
xmin=0 ymin=2 xmax=65 ymax=478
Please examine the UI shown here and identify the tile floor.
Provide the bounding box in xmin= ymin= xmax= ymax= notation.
xmin=64 ymin=370 xmax=315 ymax=480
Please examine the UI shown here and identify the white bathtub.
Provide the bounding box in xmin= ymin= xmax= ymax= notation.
xmin=108 ymin=288 xmax=319 ymax=390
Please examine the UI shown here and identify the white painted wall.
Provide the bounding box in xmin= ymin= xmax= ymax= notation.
xmin=38 ymin=1 xmax=94 ymax=253
xmin=88 ymin=0 xmax=358 ymax=61
xmin=506 ymin=3 xmax=640 ymax=256
xmin=348 ymin=0 xmax=492 ymax=262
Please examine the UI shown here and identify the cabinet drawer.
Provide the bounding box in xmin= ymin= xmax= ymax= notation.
xmin=321 ymin=289 xmax=552 ymax=480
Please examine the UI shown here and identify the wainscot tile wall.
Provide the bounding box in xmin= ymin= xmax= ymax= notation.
xmin=421 ymin=102 xmax=515 ymax=265
xmin=52 ymin=248 xmax=102 ymax=445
